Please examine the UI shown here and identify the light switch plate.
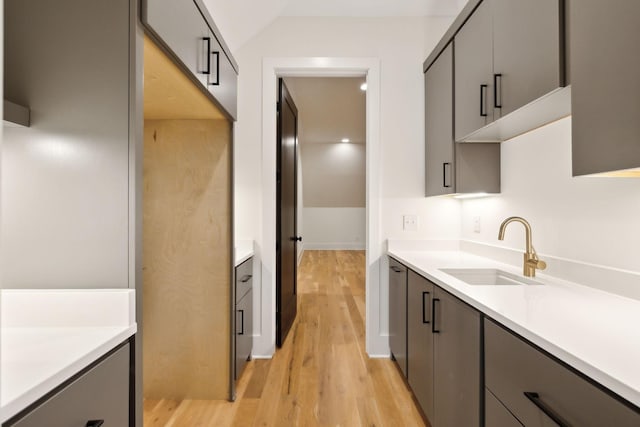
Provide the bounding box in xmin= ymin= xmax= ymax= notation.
xmin=403 ymin=215 xmax=418 ymax=231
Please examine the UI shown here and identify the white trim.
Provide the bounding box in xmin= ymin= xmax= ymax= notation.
xmin=256 ymin=57 xmax=384 ymax=358
xmin=303 ymin=243 xmax=366 ymax=250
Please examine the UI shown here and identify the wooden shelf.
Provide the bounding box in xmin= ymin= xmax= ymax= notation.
xmin=3 ymin=100 xmax=30 ymax=127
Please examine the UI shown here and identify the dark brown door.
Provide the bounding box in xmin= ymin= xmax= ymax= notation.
xmin=276 ymin=78 xmax=299 ymax=347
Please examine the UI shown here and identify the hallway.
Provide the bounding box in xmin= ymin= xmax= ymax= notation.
xmin=144 ymin=250 xmax=426 ymax=426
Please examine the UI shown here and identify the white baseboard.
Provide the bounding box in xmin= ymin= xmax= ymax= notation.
xmin=303 ymin=242 xmax=366 ymax=250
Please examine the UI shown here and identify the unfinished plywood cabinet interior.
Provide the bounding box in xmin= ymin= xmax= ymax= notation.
xmin=142 ymin=35 xmax=234 ymax=400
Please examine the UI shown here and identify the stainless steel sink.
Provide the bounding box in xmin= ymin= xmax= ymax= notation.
xmin=439 ymin=268 xmax=543 ymax=286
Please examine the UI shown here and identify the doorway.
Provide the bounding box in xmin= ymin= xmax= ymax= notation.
xmin=259 ymin=57 xmax=384 ymax=357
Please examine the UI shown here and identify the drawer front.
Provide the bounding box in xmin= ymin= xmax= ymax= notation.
xmin=235 ymin=257 xmax=253 ymax=303
xmin=485 ymin=320 xmax=640 ymax=427
xmin=486 ymin=388 xmax=523 ymax=427
xmin=236 ymin=288 xmax=253 ymax=379
xmin=12 ymin=343 xmax=130 ymax=427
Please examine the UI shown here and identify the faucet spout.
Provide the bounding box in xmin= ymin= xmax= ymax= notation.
xmin=497 ymin=216 xmax=545 ymax=277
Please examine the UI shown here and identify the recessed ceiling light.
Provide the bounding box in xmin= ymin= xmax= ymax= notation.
xmin=360 ymin=83 xmax=367 ymax=91
xmin=341 ymin=138 xmax=350 ymax=143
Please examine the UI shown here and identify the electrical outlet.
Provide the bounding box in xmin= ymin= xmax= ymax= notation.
xmin=473 ymin=216 xmax=481 ymax=233
xmin=403 ymin=215 xmax=418 ymax=231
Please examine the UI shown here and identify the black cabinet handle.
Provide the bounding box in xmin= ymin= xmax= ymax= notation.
xmin=240 ymin=274 xmax=252 ymax=283
xmin=431 ymin=298 xmax=440 ymax=333
xmin=480 ymin=84 xmax=488 ymax=117
xmin=200 ymin=37 xmax=211 ymax=75
xmin=422 ymin=291 xmax=430 ymax=324
xmin=390 ymin=266 xmax=403 ymax=273
xmin=494 ymin=73 xmax=503 ymax=108
xmin=523 ymin=392 xmax=570 ymax=427
xmin=86 ymin=421 xmax=104 ymax=427
xmin=443 ymin=162 xmax=452 ymax=188
xmin=208 ymin=51 xmax=220 ymax=86
xmin=238 ymin=309 xmax=244 ymax=335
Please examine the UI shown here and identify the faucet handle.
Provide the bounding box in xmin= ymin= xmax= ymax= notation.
xmin=529 ymin=259 xmax=547 ymax=271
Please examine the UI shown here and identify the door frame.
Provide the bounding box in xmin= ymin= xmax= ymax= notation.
xmin=257 ymin=57 xmax=385 ymax=357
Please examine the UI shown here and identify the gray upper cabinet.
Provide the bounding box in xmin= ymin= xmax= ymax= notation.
xmin=492 ymin=0 xmax=565 ymax=118
xmin=454 ymin=0 xmax=494 ymax=141
xmin=425 ymin=44 xmax=455 ymax=196
xmin=388 ymin=257 xmax=408 ymax=378
xmin=426 ymin=42 xmax=501 ymax=197
xmin=453 ymin=0 xmax=567 ymax=142
xmin=407 ymin=271 xmax=435 ymax=418
xmin=142 ymin=0 xmax=238 ymax=119
xmin=571 ymin=0 xmax=640 ymax=176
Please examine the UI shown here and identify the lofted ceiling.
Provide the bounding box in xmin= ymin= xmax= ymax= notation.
xmin=203 ymin=0 xmax=467 ymax=52
xmin=283 ymin=77 xmax=366 ymax=145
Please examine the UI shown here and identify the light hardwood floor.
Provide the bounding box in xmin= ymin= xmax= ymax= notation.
xmin=144 ymin=250 xmax=427 ymax=426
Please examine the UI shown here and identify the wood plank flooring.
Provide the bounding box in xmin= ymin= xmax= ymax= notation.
xmin=144 ymin=250 xmax=426 ymax=426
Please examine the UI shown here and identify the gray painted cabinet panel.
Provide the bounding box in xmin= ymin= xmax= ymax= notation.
xmin=11 ymin=344 xmax=130 ymax=427
xmin=571 ymin=0 xmax=640 ymax=176
xmin=425 ymin=44 xmax=454 ymax=196
xmin=485 ymin=319 xmax=640 ymax=426
xmin=492 ymin=0 xmax=564 ymax=118
xmin=4 ymin=0 xmax=131 ymax=289
xmin=407 ymin=271 xmax=435 ymax=419
xmin=486 ymin=389 xmax=523 ymax=427
xmin=454 ymin=0 xmax=494 ymax=141
xmin=388 ymin=257 xmax=408 ymax=377
xmin=433 ymin=287 xmax=482 ymax=427
xmin=235 ymin=288 xmax=253 ymax=379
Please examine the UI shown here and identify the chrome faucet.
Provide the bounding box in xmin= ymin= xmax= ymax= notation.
xmin=498 ymin=216 xmax=547 ymax=277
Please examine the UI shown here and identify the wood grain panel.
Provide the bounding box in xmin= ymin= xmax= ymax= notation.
xmin=143 ymin=118 xmax=231 ymax=399
xmin=144 ymin=36 xmax=225 ymax=120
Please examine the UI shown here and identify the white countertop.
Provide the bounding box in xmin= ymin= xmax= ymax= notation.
xmin=388 ymin=248 xmax=640 ymax=408
xmin=1 ymin=289 xmax=137 ymax=423
xmin=235 ymin=240 xmax=254 ymax=267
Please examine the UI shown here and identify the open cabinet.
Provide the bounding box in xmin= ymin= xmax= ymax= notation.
xmin=142 ymin=35 xmax=234 ymax=400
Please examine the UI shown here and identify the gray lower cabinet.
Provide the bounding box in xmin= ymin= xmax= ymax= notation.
xmin=407 ymin=271 xmax=435 ymax=418
xmin=142 ymin=0 xmax=238 ymax=119
xmin=9 ymin=343 xmax=131 ymax=427
xmin=235 ymin=258 xmax=253 ymax=380
xmin=570 ymin=0 xmax=640 ymax=176
xmin=485 ymin=319 xmax=640 ymax=426
xmin=388 ymin=257 xmax=408 ymax=377
xmin=486 ymin=389 xmax=523 ymax=427
xmin=405 ymin=271 xmax=481 ymax=427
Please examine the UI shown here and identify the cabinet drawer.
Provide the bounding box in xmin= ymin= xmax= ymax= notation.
xmin=235 ymin=288 xmax=253 ymax=379
xmin=485 ymin=320 xmax=639 ymax=426
xmin=235 ymin=257 xmax=253 ymax=303
xmin=10 ymin=343 xmax=130 ymax=427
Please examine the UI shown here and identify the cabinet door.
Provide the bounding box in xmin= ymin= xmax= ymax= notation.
xmin=388 ymin=257 xmax=408 ymax=377
xmin=492 ymin=0 xmax=564 ymax=118
xmin=571 ymin=0 xmax=640 ymax=176
xmin=143 ymin=0 xmax=210 ymax=88
xmin=12 ymin=344 xmax=130 ymax=427
xmin=235 ymin=288 xmax=253 ymax=379
xmin=433 ymin=288 xmax=481 ymax=427
xmin=425 ymin=43 xmax=454 ymax=196
xmin=407 ymin=271 xmax=435 ymax=421
xmin=454 ymin=0 xmax=494 ymax=141
xmin=205 ymin=31 xmax=238 ymax=119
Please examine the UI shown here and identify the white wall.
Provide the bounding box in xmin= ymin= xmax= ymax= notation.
xmin=233 ymin=16 xmax=457 ymax=356
xmin=303 ymin=207 xmax=366 ymax=250
xmin=461 ymin=117 xmax=640 ymax=274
